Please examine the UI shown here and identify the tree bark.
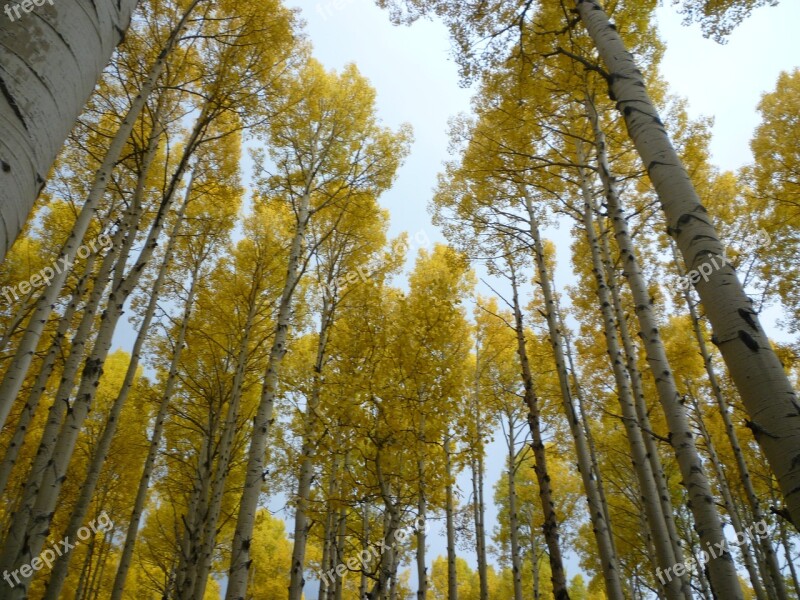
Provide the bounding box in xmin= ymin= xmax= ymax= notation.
xmin=0 ymin=0 xmax=138 ymax=260
xmin=688 ymin=390 xmax=768 ymax=600
xmin=445 ymin=434 xmax=458 ymax=600
xmin=225 ymin=192 xmax=312 ymax=600
xmin=504 ymin=410 xmax=525 ymax=600
xmin=509 ymin=263 xmax=570 ymax=600
xmin=44 ymin=167 xmax=192 ymax=600
xmin=574 ymin=0 xmax=800 ymax=529
xmin=290 ymin=294 xmax=335 ymax=600
xmin=0 ymin=0 xmax=202 ymax=430
xmin=670 ymin=239 xmax=789 ymax=598
xmin=576 ymin=147 xmax=683 ymax=600
xmin=109 ymin=255 xmax=201 ymax=600
xmin=589 ymin=96 xmax=745 ymax=597
xmin=523 ymin=196 xmax=624 ymax=600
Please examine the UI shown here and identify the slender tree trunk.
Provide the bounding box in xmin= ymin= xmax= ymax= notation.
xmin=334 ymin=501 xmax=348 ymax=600
xmin=2 ymin=116 xmax=202 ymax=595
xmin=191 ymin=279 xmax=265 ymax=600
xmin=576 ymin=148 xmax=683 ymax=600
xmin=560 ymin=309 xmax=624 ymax=589
xmin=359 ymin=502 xmax=370 ymax=600
xmin=416 ymin=413 xmax=428 ymax=600
xmin=470 ymin=341 xmax=489 ymax=600
xmin=290 ymin=295 xmax=335 ymax=600
xmin=109 ymin=259 xmax=201 ymax=600
xmin=505 ymin=411 xmax=525 ymax=600
xmin=0 ymin=0 xmax=203 ymax=429
xmin=42 ymin=109 xmax=179 ymax=600
xmin=74 ymin=532 xmax=97 ymax=600
xmin=524 ymin=197 xmax=624 ymax=599
xmin=225 ymin=193 xmax=312 ymax=600
xmin=509 ymin=265 xmax=570 ymax=600
xmin=688 ymin=390 xmax=768 ymax=600
xmin=0 ymin=193 xmax=135 ymax=575
xmin=574 ymin=0 xmax=800 ymax=528
xmin=670 ymin=239 xmax=789 ymax=598
xmin=367 ymin=454 xmax=402 ymax=600
xmin=0 ymin=0 xmax=138 ymax=260
xmin=445 ymin=434 xmax=458 ymax=600
xmin=778 ymin=518 xmax=800 ymax=598
xmin=0 ymin=253 xmax=94 ymax=501
xmin=594 ymin=198 xmax=691 ymax=597
xmin=589 ymin=97 xmax=743 ymax=598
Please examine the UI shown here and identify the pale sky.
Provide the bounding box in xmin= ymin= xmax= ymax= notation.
xmin=274 ymin=0 xmax=800 ymax=593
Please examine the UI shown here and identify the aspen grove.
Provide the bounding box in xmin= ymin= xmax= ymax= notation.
xmin=0 ymin=0 xmax=799 ymax=599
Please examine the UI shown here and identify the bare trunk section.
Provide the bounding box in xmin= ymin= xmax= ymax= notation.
xmin=576 ymin=149 xmax=683 ymax=600
xmin=523 ymin=196 xmax=624 ymax=599
xmin=367 ymin=454 xmax=403 ymax=600
xmin=589 ymin=97 xmax=742 ymax=598
xmin=289 ymin=295 xmax=335 ymax=600
xmin=504 ymin=410 xmax=524 ymax=600
xmin=0 ymin=250 xmax=96 ymax=502
xmin=670 ymin=239 xmax=789 ymax=598
xmin=0 ymin=0 xmax=138 ymax=259
xmin=190 ymin=294 xmax=262 ymax=600
xmin=0 ymin=0 xmax=202 ymax=430
xmin=471 ymin=341 xmax=489 ymax=600
xmin=0 ymin=190 xmax=136 ymax=575
xmin=416 ymin=413 xmax=428 ymax=600
xmin=688 ymin=390 xmax=768 ymax=600
xmin=444 ymin=434 xmax=458 ymax=600
xmin=43 ymin=167 xmax=192 ymax=600
xmin=109 ymin=255 xmax=201 ymax=600
xmin=2 ymin=145 xmax=193 ymax=597
xmin=225 ymin=193 xmax=312 ymax=600
xmin=574 ymin=0 xmax=800 ymax=528
xmin=509 ymin=264 xmax=570 ymax=600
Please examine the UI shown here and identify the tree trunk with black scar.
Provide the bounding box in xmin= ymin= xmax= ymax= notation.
xmin=576 ymin=145 xmax=683 ymax=600
xmin=0 ymin=0 xmax=138 ymax=261
xmin=523 ymin=194 xmax=624 ymax=600
xmin=225 ymin=193 xmax=311 ymax=600
xmin=574 ymin=0 xmax=800 ymax=529
xmin=508 ymin=265 xmax=570 ymax=600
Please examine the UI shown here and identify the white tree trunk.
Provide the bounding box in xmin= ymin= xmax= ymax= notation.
xmin=225 ymin=194 xmax=311 ymax=600
xmin=42 ymin=167 xmax=191 ymax=600
xmin=590 ymin=103 xmax=744 ymax=598
xmin=0 ymin=253 xmax=94 ymax=501
xmin=524 ymin=196 xmax=624 ymax=600
xmin=191 ymin=281 xmax=263 ymax=600
xmin=109 ymin=257 xmax=200 ymax=600
xmin=689 ymin=392 xmax=768 ymax=600
xmin=574 ymin=0 xmax=800 ymax=528
xmin=509 ymin=265 xmax=570 ymax=600
xmin=1 ymin=113 xmax=201 ymax=594
xmin=0 ymin=0 xmax=138 ymax=260
xmin=671 ymin=239 xmax=789 ymax=598
xmin=289 ymin=296 xmax=335 ymax=600
xmin=444 ymin=434 xmax=458 ymax=600
xmin=0 ymin=0 xmax=202 ymax=431
xmin=576 ymin=150 xmax=683 ymax=600
xmin=504 ymin=410 xmax=524 ymax=600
